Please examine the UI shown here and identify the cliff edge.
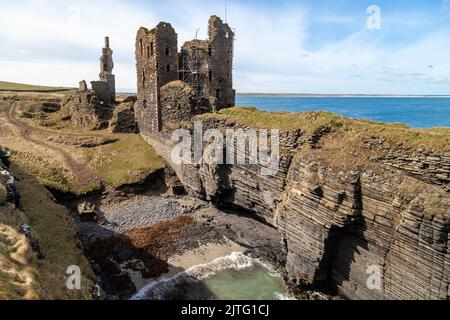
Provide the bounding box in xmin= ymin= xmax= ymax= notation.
xmin=142 ymin=107 xmax=450 ymax=300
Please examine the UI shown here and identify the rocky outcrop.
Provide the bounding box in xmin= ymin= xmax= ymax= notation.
xmin=46 ymin=135 xmax=118 ymax=148
xmin=142 ymin=114 xmax=450 ymax=300
xmin=109 ymin=102 xmax=138 ymax=133
xmin=160 ymin=81 xmax=208 ymax=124
xmin=276 ymin=154 xmax=449 ymax=300
xmin=373 ymin=149 xmax=450 ymax=191
xmin=62 ymin=90 xmax=113 ymax=130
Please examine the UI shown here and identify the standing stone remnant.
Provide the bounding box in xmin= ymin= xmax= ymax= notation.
xmin=65 ymin=37 xmax=117 ymax=130
xmin=100 ymin=36 xmax=114 ymax=77
xmin=91 ymin=36 xmax=116 ymax=106
xmin=79 ymin=80 xmax=88 ymax=91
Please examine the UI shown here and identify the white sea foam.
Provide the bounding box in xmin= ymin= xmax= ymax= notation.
xmin=275 ymin=292 xmax=296 ymax=300
xmin=132 ymin=252 xmax=274 ymax=300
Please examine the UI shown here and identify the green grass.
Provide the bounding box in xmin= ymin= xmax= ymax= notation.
xmin=0 ymin=81 xmax=74 ymax=92
xmin=10 ymin=166 xmax=96 ymax=299
xmin=0 ymin=165 xmax=96 ymax=299
xmin=85 ymin=134 xmax=166 ymax=187
xmin=11 ymin=151 xmax=77 ymax=193
xmin=203 ymin=107 xmax=450 ymax=152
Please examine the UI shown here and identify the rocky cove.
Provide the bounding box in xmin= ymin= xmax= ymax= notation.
xmin=48 ymin=108 xmax=450 ymax=300
xmin=138 ymin=110 xmax=450 ymax=300
xmin=54 ymin=168 xmax=297 ymax=300
xmin=1 ymin=90 xmax=449 ymax=300
xmin=0 ymin=92 xmax=300 ymax=300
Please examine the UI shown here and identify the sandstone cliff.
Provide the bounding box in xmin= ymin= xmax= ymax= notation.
xmin=142 ymin=108 xmax=450 ymax=300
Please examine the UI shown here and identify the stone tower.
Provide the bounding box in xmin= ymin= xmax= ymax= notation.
xmin=206 ymin=15 xmax=235 ymax=109
xmin=135 ymin=16 xmax=235 ymax=134
xmin=179 ymin=16 xmax=235 ymax=110
xmin=135 ymin=23 xmax=178 ymax=133
xmin=91 ymin=36 xmax=116 ymax=106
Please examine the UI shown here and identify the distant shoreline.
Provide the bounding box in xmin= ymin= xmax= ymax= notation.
xmin=237 ymin=93 xmax=450 ymax=98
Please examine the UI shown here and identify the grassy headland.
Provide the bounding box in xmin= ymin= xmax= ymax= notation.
xmin=201 ymin=106 xmax=450 ymax=152
xmin=0 ymin=81 xmax=74 ymax=93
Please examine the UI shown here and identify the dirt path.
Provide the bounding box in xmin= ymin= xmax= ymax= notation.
xmin=3 ymin=101 xmax=102 ymax=190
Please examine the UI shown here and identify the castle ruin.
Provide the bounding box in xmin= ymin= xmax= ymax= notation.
xmin=64 ymin=37 xmax=117 ymax=130
xmin=135 ymin=16 xmax=235 ymax=133
xmin=91 ymin=36 xmax=116 ymax=106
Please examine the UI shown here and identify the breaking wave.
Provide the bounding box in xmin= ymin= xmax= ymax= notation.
xmin=132 ymin=252 xmax=282 ymax=300
xmin=275 ymin=292 xmax=296 ymax=300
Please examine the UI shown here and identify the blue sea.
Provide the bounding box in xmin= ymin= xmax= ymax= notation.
xmin=235 ymin=96 xmax=450 ymax=128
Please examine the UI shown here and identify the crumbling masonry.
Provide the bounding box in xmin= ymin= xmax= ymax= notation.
xmin=64 ymin=37 xmax=117 ymax=130
xmin=135 ymin=16 xmax=235 ymax=133
xmin=91 ymin=36 xmax=116 ymax=106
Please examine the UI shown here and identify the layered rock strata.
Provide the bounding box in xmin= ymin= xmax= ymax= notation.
xmin=142 ymin=115 xmax=450 ymax=300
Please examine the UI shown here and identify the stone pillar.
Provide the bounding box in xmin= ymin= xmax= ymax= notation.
xmin=79 ymin=80 xmax=88 ymax=91
xmin=93 ymin=36 xmax=116 ymax=105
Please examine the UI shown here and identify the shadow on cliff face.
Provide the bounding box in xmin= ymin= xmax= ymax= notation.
xmin=207 ymin=163 xmax=277 ymax=227
xmin=312 ymin=179 xmax=369 ymax=296
xmin=319 ymin=217 xmax=369 ymax=296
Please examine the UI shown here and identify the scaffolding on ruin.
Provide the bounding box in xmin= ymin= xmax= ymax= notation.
xmin=179 ymin=45 xmax=207 ymax=98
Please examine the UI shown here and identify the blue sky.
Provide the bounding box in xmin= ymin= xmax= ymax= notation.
xmin=1 ymin=0 xmax=450 ymax=94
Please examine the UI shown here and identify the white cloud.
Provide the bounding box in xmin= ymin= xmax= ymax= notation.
xmin=0 ymin=0 xmax=449 ymax=94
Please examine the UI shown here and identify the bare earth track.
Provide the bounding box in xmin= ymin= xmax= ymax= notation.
xmin=2 ymin=101 xmax=102 ymax=190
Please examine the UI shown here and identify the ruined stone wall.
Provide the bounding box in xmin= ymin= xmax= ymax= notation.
xmin=135 ymin=23 xmax=178 ymax=133
xmin=135 ymin=16 xmax=235 ymax=136
xmin=179 ymin=40 xmax=210 ymax=102
xmin=206 ymin=16 xmax=235 ymax=109
xmin=91 ymin=78 xmax=114 ymax=106
xmin=62 ymin=90 xmax=113 ymax=130
xmin=91 ymin=37 xmax=116 ymax=106
xmin=160 ymin=81 xmax=208 ymax=124
xmin=109 ymin=102 xmax=137 ymax=133
xmin=155 ymin=23 xmax=179 ymax=87
xmin=179 ymin=16 xmax=235 ymax=110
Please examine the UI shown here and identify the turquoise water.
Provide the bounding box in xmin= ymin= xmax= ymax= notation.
xmin=202 ymin=264 xmax=287 ymax=300
xmin=236 ymin=96 xmax=450 ymax=128
xmin=133 ymin=252 xmax=291 ymax=300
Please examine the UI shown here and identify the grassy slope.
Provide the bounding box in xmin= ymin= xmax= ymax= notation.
xmin=0 ymin=97 xmax=165 ymax=194
xmin=85 ymin=134 xmax=166 ymax=187
xmin=9 ymin=133 xmax=165 ymax=194
xmin=16 ymin=167 xmax=96 ymax=299
xmin=11 ymin=151 xmax=78 ymax=194
xmin=0 ymin=166 xmax=96 ymax=300
xmin=0 ymin=81 xmax=72 ymax=92
xmin=0 ymin=221 xmax=40 ymax=300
